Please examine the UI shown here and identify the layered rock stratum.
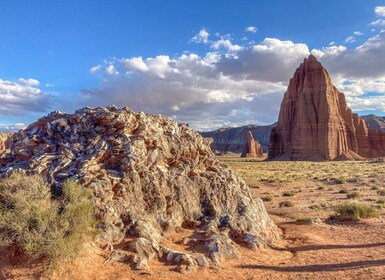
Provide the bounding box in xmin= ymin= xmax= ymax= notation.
xmin=241 ymin=131 xmax=263 ymax=158
xmin=268 ymin=55 xmax=385 ymax=161
xmin=0 ymin=106 xmax=278 ymax=271
xmin=200 ymin=124 xmax=274 ymax=153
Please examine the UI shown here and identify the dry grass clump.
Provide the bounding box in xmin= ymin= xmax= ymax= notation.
xmin=282 ymin=191 xmax=295 ymax=197
xmin=331 ymin=202 xmax=378 ymax=221
xmin=346 ymin=191 xmax=360 ymax=199
xmin=260 ymin=195 xmax=273 ymax=202
xmin=279 ymin=200 xmax=294 ymax=208
xmin=0 ymin=172 xmax=95 ymax=268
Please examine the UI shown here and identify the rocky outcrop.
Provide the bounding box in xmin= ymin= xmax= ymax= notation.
xmin=268 ymin=55 xmax=385 ymax=161
xmin=0 ymin=106 xmax=278 ymax=270
xmin=200 ymin=124 xmax=274 ymax=153
xmin=241 ymin=131 xmax=263 ymax=158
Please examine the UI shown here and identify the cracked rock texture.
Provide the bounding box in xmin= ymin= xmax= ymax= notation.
xmin=268 ymin=55 xmax=385 ymax=161
xmin=0 ymin=106 xmax=278 ymax=268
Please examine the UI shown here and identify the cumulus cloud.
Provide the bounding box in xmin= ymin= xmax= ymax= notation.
xmin=375 ymin=6 xmax=385 ymax=17
xmin=83 ymin=28 xmax=385 ymax=130
xmin=0 ymin=78 xmax=51 ymax=115
xmin=353 ymin=31 xmax=364 ymax=36
xmin=210 ymin=39 xmax=242 ymax=52
xmin=245 ymin=26 xmax=257 ymax=33
xmin=191 ymin=28 xmax=210 ymax=44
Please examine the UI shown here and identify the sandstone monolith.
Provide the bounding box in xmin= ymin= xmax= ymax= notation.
xmin=268 ymin=55 xmax=385 ymax=161
xmin=241 ymin=131 xmax=263 ymax=158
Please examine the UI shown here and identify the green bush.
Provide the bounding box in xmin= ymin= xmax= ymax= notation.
xmin=332 ymin=202 xmax=378 ymax=221
xmin=0 ymin=173 xmax=95 ymax=267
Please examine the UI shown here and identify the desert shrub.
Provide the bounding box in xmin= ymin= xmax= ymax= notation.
xmin=295 ymin=217 xmax=312 ymax=223
xmin=377 ymin=189 xmax=385 ymax=196
xmin=338 ymin=189 xmax=348 ymax=194
xmin=0 ymin=173 xmax=95 ymax=268
xmin=260 ymin=195 xmax=273 ymax=202
xmin=332 ymin=203 xmax=378 ymax=221
xmin=346 ymin=191 xmax=360 ymax=199
xmin=371 ymin=186 xmax=379 ymax=191
xmin=317 ymin=186 xmax=325 ymax=190
xmin=282 ymin=191 xmax=295 ymax=197
xmin=279 ymin=200 xmax=294 ymax=207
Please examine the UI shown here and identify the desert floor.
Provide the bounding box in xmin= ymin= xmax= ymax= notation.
xmin=2 ymin=155 xmax=385 ymax=279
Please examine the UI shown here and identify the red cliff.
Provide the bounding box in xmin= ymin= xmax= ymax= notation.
xmin=268 ymin=55 xmax=385 ymax=161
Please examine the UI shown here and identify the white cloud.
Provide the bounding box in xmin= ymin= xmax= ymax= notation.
xmin=122 ymin=57 xmax=149 ymax=72
xmin=353 ymin=31 xmax=364 ymax=36
xmin=370 ymin=19 xmax=385 ymax=26
xmin=83 ymin=29 xmax=385 ymax=130
xmin=345 ymin=36 xmax=356 ymax=43
xmin=245 ymin=26 xmax=257 ymax=33
xmin=210 ymin=39 xmax=242 ymax=52
xmin=0 ymin=123 xmax=26 ymax=132
xmin=375 ymin=6 xmax=385 ymax=17
xmin=191 ymin=28 xmax=210 ymax=44
xmin=329 ymin=41 xmax=336 ymax=46
xmin=0 ymin=78 xmax=51 ymax=116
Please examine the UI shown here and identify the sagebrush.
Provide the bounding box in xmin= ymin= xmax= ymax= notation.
xmin=0 ymin=172 xmax=95 ymax=267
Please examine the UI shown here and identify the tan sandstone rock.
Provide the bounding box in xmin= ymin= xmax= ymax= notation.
xmin=0 ymin=106 xmax=279 ymax=269
xmin=268 ymin=55 xmax=385 ymax=161
xmin=241 ymin=131 xmax=263 ymax=158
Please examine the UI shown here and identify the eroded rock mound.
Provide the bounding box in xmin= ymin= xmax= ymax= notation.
xmin=268 ymin=55 xmax=385 ymax=161
xmin=241 ymin=131 xmax=263 ymax=158
xmin=0 ymin=106 xmax=278 ymax=270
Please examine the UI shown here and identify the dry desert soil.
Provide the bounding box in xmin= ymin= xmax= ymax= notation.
xmin=2 ymin=155 xmax=385 ymax=279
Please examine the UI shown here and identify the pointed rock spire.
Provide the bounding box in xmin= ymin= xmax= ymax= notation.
xmin=241 ymin=131 xmax=263 ymax=158
xmin=268 ymin=55 xmax=385 ymax=160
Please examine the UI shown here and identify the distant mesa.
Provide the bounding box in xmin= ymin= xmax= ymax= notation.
xmin=241 ymin=131 xmax=263 ymax=158
xmin=200 ymin=124 xmax=275 ymax=154
xmin=268 ymin=55 xmax=385 ymax=161
xmin=361 ymin=114 xmax=385 ymax=132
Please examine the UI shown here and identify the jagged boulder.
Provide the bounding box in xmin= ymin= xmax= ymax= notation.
xmin=268 ymin=55 xmax=385 ymax=161
xmin=0 ymin=106 xmax=278 ymax=269
xmin=241 ymin=131 xmax=263 ymax=158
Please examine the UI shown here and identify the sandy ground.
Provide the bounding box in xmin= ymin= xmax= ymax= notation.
xmin=2 ymin=157 xmax=385 ymax=279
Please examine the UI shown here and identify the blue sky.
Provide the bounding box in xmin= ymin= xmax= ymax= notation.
xmin=1 ymin=1 xmax=385 ymax=131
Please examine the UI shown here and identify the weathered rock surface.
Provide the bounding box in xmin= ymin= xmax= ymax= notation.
xmin=200 ymin=124 xmax=274 ymax=154
xmin=268 ymin=55 xmax=385 ymax=161
xmin=241 ymin=131 xmax=263 ymax=158
xmin=0 ymin=106 xmax=278 ymax=269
